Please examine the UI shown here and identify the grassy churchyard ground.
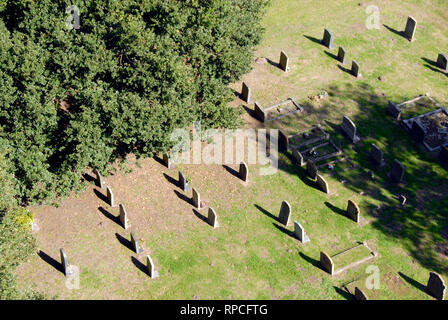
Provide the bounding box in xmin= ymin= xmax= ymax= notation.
xmin=16 ymin=0 xmax=447 ymax=299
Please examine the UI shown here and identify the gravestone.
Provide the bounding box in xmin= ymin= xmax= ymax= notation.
xmin=241 ymin=82 xmax=251 ymax=103
xmin=146 ymin=255 xmax=159 ymax=279
xmin=306 ymin=160 xmax=318 ymax=180
xmin=411 ymin=120 xmax=426 ymax=143
xmin=346 ymin=200 xmax=360 ymax=223
xmin=292 ymin=149 xmax=305 ymax=166
xmin=94 ymin=169 xmax=105 ymax=188
xmin=341 ymin=116 xmax=360 ymax=143
xmin=294 ymin=221 xmax=310 ymax=243
xmin=322 ymin=28 xmax=335 ymax=49
xmin=427 ymin=272 xmax=446 ymax=300
xmin=387 ymin=100 xmax=401 ymax=120
xmin=370 ymin=144 xmax=385 ymax=167
xmin=106 ymin=186 xmax=115 ymax=207
xmin=208 ymin=207 xmax=219 ymax=228
xmin=192 ymin=187 xmax=204 ymax=210
xmin=131 ymin=232 xmax=143 ymax=254
xmin=254 ymin=101 xmax=266 ymax=122
xmin=320 ymin=251 xmax=334 ymax=275
xmin=398 ymin=194 xmax=407 ymax=206
xmin=389 ymin=159 xmax=405 ymax=183
xmin=279 ymin=130 xmax=289 ymax=152
xmin=437 ymin=53 xmax=448 ymax=71
xmin=278 ymin=201 xmax=291 ymax=226
xmin=239 ymin=161 xmax=249 ymax=182
xmin=354 ymin=287 xmax=368 ymax=300
xmin=337 ymin=46 xmax=347 ymax=64
xmin=163 ymin=153 xmax=174 ymax=169
xmin=279 ymin=50 xmax=290 ymax=72
xmin=404 ymin=16 xmax=417 ymax=41
xmin=60 ymin=248 xmax=74 ymax=276
xmin=178 ymin=171 xmax=191 ymax=192
xmin=316 ymin=174 xmax=330 ymax=194
xmin=119 ymin=203 xmax=129 ymax=229
xmin=351 ymin=60 xmax=361 ymax=78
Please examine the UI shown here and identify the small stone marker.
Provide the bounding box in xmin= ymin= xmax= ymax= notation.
xmin=306 ymin=160 xmax=318 ymax=180
xmin=106 ymin=186 xmax=115 ymax=207
xmin=437 ymin=53 xmax=448 ymax=71
xmin=354 ymin=287 xmax=369 ymax=300
xmin=94 ymin=169 xmax=105 ymax=188
xmin=279 ymin=50 xmax=290 ymax=72
xmin=131 ymin=232 xmax=143 ymax=254
xmin=239 ymin=161 xmax=249 ymax=182
xmin=316 ymin=174 xmax=330 ymax=194
xmin=241 ymin=82 xmax=251 ymax=103
xmin=389 ymin=159 xmax=405 ymax=183
xmin=404 ymin=16 xmax=417 ymax=41
xmin=192 ymin=187 xmax=204 ymax=210
xmin=278 ymin=201 xmax=291 ymax=226
xmin=294 ymin=221 xmax=310 ymax=243
xmin=337 ymin=46 xmax=346 ymax=64
xmin=207 ymin=207 xmax=219 ymax=228
xmin=178 ymin=170 xmax=191 ymax=192
xmin=341 ymin=116 xmax=360 ymax=143
xmin=346 ymin=200 xmax=360 ymax=223
xmin=322 ymin=28 xmax=335 ymax=49
xmin=119 ymin=203 xmax=129 ymax=229
xmin=370 ymin=144 xmax=386 ymax=167
xmin=411 ymin=120 xmax=426 ymax=143
xmin=398 ymin=194 xmax=407 ymax=206
xmin=351 ymin=60 xmax=361 ymax=77
xmin=162 ymin=153 xmax=174 ymax=169
xmin=320 ymin=251 xmax=334 ymax=275
xmin=292 ymin=149 xmax=305 ymax=166
xmin=254 ymin=101 xmax=266 ymax=122
xmin=60 ymin=248 xmax=74 ymax=276
xmin=426 ymin=272 xmax=446 ymax=300
xmin=387 ymin=100 xmax=401 ymax=120
xmin=146 ymin=255 xmax=159 ymax=279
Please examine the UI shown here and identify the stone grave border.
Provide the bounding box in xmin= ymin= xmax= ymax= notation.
xmin=279 ymin=125 xmax=330 ymax=152
xmin=254 ymin=97 xmax=304 ymax=123
xmin=292 ymin=139 xmax=343 ymax=167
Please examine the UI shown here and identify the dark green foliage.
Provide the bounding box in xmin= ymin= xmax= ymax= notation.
xmin=0 ymin=0 xmax=268 ymax=205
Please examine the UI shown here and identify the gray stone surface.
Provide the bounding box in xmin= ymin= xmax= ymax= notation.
xmin=279 ymin=50 xmax=290 ymax=72
xmin=106 ymin=186 xmax=115 ymax=207
xmin=208 ymin=207 xmax=219 ymax=228
xmin=370 ymin=144 xmax=385 ymax=167
xmin=94 ymin=169 xmax=105 ymax=188
xmin=337 ymin=46 xmax=346 ymax=64
xmin=346 ymin=200 xmax=360 ymax=223
xmin=306 ymin=160 xmax=318 ymax=180
xmin=178 ymin=170 xmax=191 ymax=192
xmin=146 ymin=255 xmax=159 ymax=279
xmin=239 ymin=161 xmax=249 ymax=182
xmin=60 ymin=248 xmax=73 ymax=276
xmin=163 ymin=153 xmax=174 ymax=169
xmin=254 ymin=101 xmax=266 ymax=122
xmin=351 ymin=60 xmax=361 ymax=77
xmin=316 ymin=174 xmax=330 ymax=194
xmin=192 ymin=187 xmax=203 ymax=210
xmin=437 ymin=53 xmax=448 ymax=71
xmin=292 ymin=149 xmax=305 ymax=166
xmin=322 ymin=28 xmax=335 ymax=49
xmin=387 ymin=100 xmax=401 ymax=120
xmin=404 ymin=16 xmax=417 ymax=41
xmin=278 ymin=200 xmax=291 ymax=226
xmin=320 ymin=251 xmax=334 ymax=275
xmin=427 ymin=272 xmax=446 ymax=300
xmin=131 ymin=232 xmax=143 ymax=254
xmin=389 ymin=159 xmax=405 ymax=183
xmin=354 ymin=287 xmax=368 ymax=300
xmin=119 ymin=203 xmax=129 ymax=229
xmin=294 ymin=221 xmax=310 ymax=243
xmin=241 ymin=82 xmax=251 ymax=103
xmin=341 ymin=116 xmax=360 ymax=143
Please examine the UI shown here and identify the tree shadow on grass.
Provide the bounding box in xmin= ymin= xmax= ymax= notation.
xmin=38 ymin=250 xmax=64 ymax=274
xmin=131 ymin=256 xmax=149 ymax=276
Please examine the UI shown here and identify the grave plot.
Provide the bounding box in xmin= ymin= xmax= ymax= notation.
xmin=388 ymin=94 xmax=442 ymax=121
xmin=291 ymin=139 xmax=343 ymax=167
xmin=279 ymin=125 xmax=330 ymax=152
xmin=254 ymin=97 xmax=304 ymax=122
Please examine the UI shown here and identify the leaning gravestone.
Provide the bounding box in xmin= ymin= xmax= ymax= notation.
xmin=351 ymin=60 xmax=361 ymax=78
xmin=146 ymin=255 xmax=159 ymax=279
xmin=387 ymin=100 xmax=401 ymax=120
xmin=131 ymin=232 xmax=143 ymax=254
xmin=60 ymin=248 xmax=74 ymax=276
xmin=306 ymin=160 xmax=318 ymax=180
xmin=437 ymin=53 xmax=448 ymax=71
xmin=316 ymin=174 xmax=330 ymax=194
xmin=370 ymin=144 xmax=386 ymax=167
xmin=241 ymin=82 xmax=251 ymax=103
xmin=94 ymin=169 xmax=105 ymax=189
xmin=411 ymin=120 xmax=426 ymax=143
xmin=337 ymin=46 xmax=347 ymax=64
xmin=208 ymin=207 xmax=219 ymax=228
xmin=278 ymin=201 xmax=291 ymax=226
xmin=294 ymin=221 xmax=310 ymax=243
xmin=279 ymin=50 xmax=290 ymax=72
xmin=119 ymin=203 xmax=129 ymax=229
xmin=341 ymin=116 xmax=360 ymax=143
xmin=178 ymin=171 xmax=191 ymax=192
xmin=346 ymin=200 xmax=360 ymax=223
xmin=321 ymin=28 xmax=335 ymax=49
xmin=404 ymin=16 xmax=417 ymax=41
xmin=389 ymin=159 xmax=405 ymax=183
xmin=354 ymin=287 xmax=369 ymax=300
xmin=427 ymin=272 xmax=446 ymax=300
xmin=192 ymin=187 xmax=203 ymax=210
xmin=239 ymin=161 xmax=249 ymax=182
xmin=106 ymin=186 xmax=115 ymax=207
xmin=320 ymin=251 xmax=334 ymax=275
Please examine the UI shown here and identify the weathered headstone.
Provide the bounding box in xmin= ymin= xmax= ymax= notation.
xmin=389 ymin=159 xmax=405 ymax=183
xmin=320 ymin=251 xmax=334 ymax=275
xmin=106 ymin=186 xmax=115 ymax=207
xmin=370 ymin=144 xmax=386 ymax=167
xmin=241 ymin=82 xmax=251 ymax=103
xmin=411 ymin=120 xmax=426 ymax=143
xmin=278 ymin=201 xmax=291 ymax=226
xmin=346 ymin=200 xmax=360 ymax=223
xmin=279 ymin=130 xmax=289 ymax=152
xmin=316 ymin=174 xmax=330 ymax=194
xmin=146 ymin=255 xmax=159 ymax=279
xmin=60 ymin=248 xmax=74 ymax=276
xmin=341 ymin=116 xmax=360 ymax=143
xmin=306 ymin=160 xmax=318 ymax=180
xmin=94 ymin=169 xmax=105 ymax=189
xmin=178 ymin=170 xmax=191 ymax=192
xmin=426 ymin=272 xmax=446 ymax=300
xmin=322 ymin=28 xmax=335 ymax=49
xmin=294 ymin=221 xmax=310 ymax=243
xmin=208 ymin=207 xmax=219 ymax=228
xmin=337 ymin=46 xmax=347 ymax=64
xmin=387 ymin=100 xmax=401 ymax=120
xmin=130 ymin=232 xmax=143 ymax=254
xmin=254 ymin=101 xmax=266 ymax=122
xmin=404 ymin=16 xmax=417 ymax=41
xmin=163 ymin=153 xmax=174 ymax=169
xmin=292 ymin=149 xmax=305 ymax=166
xmin=279 ymin=50 xmax=290 ymax=72
xmin=239 ymin=161 xmax=249 ymax=182
xmin=119 ymin=203 xmax=129 ymax=229
xmin=354 ymin=287 xmax=369 ymax=300
xmin=192 ymin=187 xmax=204 ymax=210
xmin=437 ymin=53 xmax=448 ymax=71
xmin=351 ymin=60 xmax=361 ymax=78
